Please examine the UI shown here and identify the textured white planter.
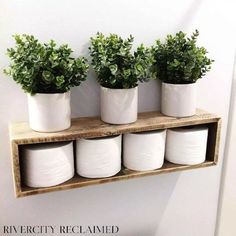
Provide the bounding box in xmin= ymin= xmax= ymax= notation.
xmin=161 ymin=82 xmax=196 ymax=117
xmin=76 ymin=135 xmax=121 ymax=178
xmin=123 ymin=130 xmax=166 ymax=171
xmin=165 ymin=127 xmax=208 ymax=165
xmin=21 ymin=141 xmax=74 ymax=188
xmin=27 ymin=92 xmax=71 ymax=132
xmin=100 ymin=86 xmax=138 ymax=124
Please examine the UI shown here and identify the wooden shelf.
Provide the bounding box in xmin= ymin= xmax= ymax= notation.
xmin=9 ymin=109 xmax=221 ymax=198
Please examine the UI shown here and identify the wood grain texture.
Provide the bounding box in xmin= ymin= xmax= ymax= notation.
xmin=9 ymin=109 xmax=221 ymax=198
xmin=10 ymin=109 xmax=220 ymax=145
xmin=18 ymin=161 xmax=216 ymax=197
xmin=10 ymin=142 xmax=21 ymax=196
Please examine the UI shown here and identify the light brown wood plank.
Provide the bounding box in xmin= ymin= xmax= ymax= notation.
xmin=9 ymin=109 xmax=221 ymax=198
xmin=10 ymin=141 xmax=21 ymax=196
xmin=10 ymin=109 xmax=220 ymax=145
xmin=18 ymin=161 xmax=216 ymax=197
xmin=205 ymin=119 xmax=222 ymax=163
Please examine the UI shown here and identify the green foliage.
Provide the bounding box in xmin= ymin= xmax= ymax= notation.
xmin=152 ymin=30 xmax=214 ymax=84
xmin=89 ymin=33 xmax=156 ymax=89
xmin=4 ymin=34 xmax=89 ymax=94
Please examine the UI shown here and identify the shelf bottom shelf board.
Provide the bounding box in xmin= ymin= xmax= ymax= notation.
xmin=18 ymin=160 xmax=216 ymax=197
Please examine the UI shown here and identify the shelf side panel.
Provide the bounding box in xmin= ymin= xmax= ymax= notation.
xmin=206 ymin=119 xmax=221 ymax=163
xmin=11 ymin=141 xmax=22 ymax=197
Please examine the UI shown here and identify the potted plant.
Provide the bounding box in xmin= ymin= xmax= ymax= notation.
xmin=4 ymin=34 xmax=89 ymax=132
xmin=152 ymin=30 xmax=214 ymax=117
xmin=89 ymin=33 xmax=156 ymax=124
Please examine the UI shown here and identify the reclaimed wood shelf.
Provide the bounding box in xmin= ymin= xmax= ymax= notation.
xmin=10 ymin=109 xmax=221 ymax=198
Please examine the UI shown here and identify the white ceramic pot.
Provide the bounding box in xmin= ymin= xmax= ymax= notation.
xmin=76 ymin=135 xmax=121 ymax=178
xmin=123 ymin=130 xmax=166 ymax=171
xmin=165 ymin=127 xmax=208 ymax=165
xmin=100 ymin=86 xmax=138 ymax=124
xmin=27 ymin=92 xmax=71 ymax=132
xmin=161 ymin=82 xmax=196 ymax=117
xmin=21 ymin=141 xmax=74 ymax=188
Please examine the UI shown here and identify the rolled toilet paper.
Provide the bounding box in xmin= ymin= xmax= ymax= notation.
xmin=21 ymin=141 xmax=74 ymax=188
xmin=165 ymin=127 xmax=208 ymax=165
xmin=76 ymin=135 xmax=121 ymax=178
xmin=123 ymin=130 xmax=166 ymax=171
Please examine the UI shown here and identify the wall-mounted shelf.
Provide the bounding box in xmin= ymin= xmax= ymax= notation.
xmin=9 ymin=109 xmax=221 ymax=198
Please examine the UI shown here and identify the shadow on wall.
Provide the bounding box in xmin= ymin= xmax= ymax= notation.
xmin=71 ymin=74 xmax=161 ymax=119
xmin=177 ymin=0 xmax=204 ymax=29
xmin=70 ymin=70 xmax=100 ymax=118
xmin=115 ymin=172 xmax=180 ymax=236
xmin=11 ymin=171 xmax=181 ymax=236
xmin=71 ymin=40 xmax=101 ymax=118
xmin=138 ymin=79 xmax=161 ymax=112
xmin=215 ymin=51 xmax=236 ymax=236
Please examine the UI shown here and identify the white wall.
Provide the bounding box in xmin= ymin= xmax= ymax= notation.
xmin=216 ymin=54 xmax=236 ymax=236
xmin=0 ymin=0 xmax=236 ymax=235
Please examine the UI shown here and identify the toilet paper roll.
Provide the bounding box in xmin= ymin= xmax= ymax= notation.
xmin=76 ymin=135 xmax=121 ymax=178
xmin=123 ymin=130 xmax=166 ymax=171
xmin=165 ymin=127 xmax=208 ymax=165
xmin=21 ymin=141 xmax=74 ymax=188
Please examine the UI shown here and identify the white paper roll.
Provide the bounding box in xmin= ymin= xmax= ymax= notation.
xmin=21 ymin=141 xmax=74 ymax=188
xmin=76 ymin=135 xmax=121 ymax=178
xmin=123 ymin=130 xmax=166 ymax=171
xmin=165 ymin=127 xmax=208 ymax=165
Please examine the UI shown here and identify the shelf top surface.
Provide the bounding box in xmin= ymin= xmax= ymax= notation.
xmin=10 ymin=109 xmax=220 ymax=144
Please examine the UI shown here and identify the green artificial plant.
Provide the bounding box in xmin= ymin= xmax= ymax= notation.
xmin=89 ymin=32 xmax=156 ymax=89
xmin=152 ymin=30 xmax=214 ymax=84
xmin=4 ymin=34 xmax=89 ymax=94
